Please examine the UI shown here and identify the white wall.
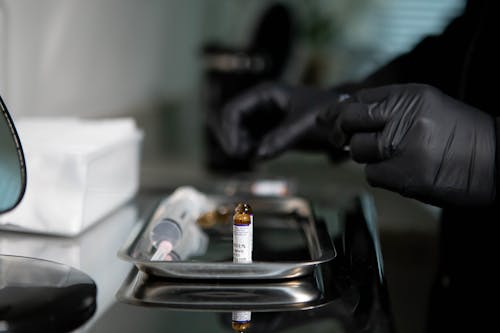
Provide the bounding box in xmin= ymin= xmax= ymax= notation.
xmin=0 ymin=0 xmax=204 ymax=118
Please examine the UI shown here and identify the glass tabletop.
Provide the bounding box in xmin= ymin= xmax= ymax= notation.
xmin=0 ymin=185 xmax=393 ymax=333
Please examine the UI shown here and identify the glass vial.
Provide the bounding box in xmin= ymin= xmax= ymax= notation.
xmin=231 ymin=311 xmax=251 ymax=332
xmin=233 ymin=202 xmax=253 ymax=264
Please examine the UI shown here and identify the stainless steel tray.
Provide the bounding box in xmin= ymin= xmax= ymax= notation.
xmin=118 ymin=195 xmax=336 ymax=280
xmin=116 ymin=266 xmax=333 ymax=311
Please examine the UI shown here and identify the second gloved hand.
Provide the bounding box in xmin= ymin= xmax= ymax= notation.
xmin=319 ymin=84 xmax=496 ymax=207
xmin=209 ymin=82 xmax=345 ymax=160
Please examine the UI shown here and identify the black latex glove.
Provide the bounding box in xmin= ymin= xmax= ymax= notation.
xmin=318 ymin=84 xmax=496 ymax=207
xmin=209 ymin=82 xmax=346 ymax=160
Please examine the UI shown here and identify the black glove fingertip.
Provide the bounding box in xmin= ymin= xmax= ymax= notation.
xmin=317 ymin=101 xmax=344 ymax=126
xmin=316 ymin=107 xmax=332 ymax=126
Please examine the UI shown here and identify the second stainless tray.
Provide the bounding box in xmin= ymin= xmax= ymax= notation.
xmin=116 ymin=266 xmax=334 ymax=311
xmin=118 ymin=195 xmax=336 ymax=280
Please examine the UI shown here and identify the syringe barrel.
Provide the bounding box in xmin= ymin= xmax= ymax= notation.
xmin=161 ymin=186 xmax=213 ymax=229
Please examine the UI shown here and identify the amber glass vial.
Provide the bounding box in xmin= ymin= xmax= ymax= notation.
xmin=233 ymin=202 xmax=253 ymax=264
xmin=231 ymin=311 xmax=251 ymax=332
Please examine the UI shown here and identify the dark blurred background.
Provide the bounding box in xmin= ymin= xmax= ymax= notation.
xmin=0 ymin=1 xmax=466 ymax=332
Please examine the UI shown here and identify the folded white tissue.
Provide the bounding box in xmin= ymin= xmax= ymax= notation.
xmin=0 ymin=117 xmax=143 ymax=236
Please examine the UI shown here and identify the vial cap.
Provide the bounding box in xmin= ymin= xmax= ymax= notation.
xmin=234 ymin=202 xmax=253 ymax=215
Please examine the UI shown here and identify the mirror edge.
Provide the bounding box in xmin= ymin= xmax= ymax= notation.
xmin=0 ymin=95 xmax=27 ymax=213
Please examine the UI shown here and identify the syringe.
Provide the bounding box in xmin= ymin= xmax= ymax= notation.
xmin=149 ymin=186 xmax=212 ymax=261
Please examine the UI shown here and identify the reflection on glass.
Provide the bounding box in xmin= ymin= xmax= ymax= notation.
xmin=0 ymin=96 xmax=26 ymax=213
xmin=0 ymin=255 xmax=97 ymax=332
xmin=231 ymin=311 xmax=251 ymax=333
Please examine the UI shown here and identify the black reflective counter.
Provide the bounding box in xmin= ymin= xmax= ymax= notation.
xmin=0 ymin=183 xmax=394 ymax=333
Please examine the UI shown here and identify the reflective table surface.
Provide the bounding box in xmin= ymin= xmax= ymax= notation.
xmin=0 ymin=184 xmax=394 ymax=333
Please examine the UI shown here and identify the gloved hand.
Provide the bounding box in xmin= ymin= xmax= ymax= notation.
xmin=318 ymin=84 xmax=496 ymax=207
xmin=209 ymin=82 xmax=346 ymax=160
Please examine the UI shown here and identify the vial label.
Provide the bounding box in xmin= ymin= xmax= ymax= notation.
xmin=232 ymin=311 xmax=251 ymax=322
xmin=233 ymin=221 xmax=252 ymax=263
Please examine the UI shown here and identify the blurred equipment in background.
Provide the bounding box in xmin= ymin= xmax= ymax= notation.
xmin=201 ymin=2 xmax=294 ymax=173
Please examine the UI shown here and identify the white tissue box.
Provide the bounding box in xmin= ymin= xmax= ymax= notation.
xmin=0 ymin=117 xmax=143 ymax=236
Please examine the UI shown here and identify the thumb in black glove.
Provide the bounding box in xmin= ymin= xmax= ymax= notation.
xmin=209 ymin=82 xmax=346 ymax=161
xmin=318 ymin=83 xmax=496 ymax=207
